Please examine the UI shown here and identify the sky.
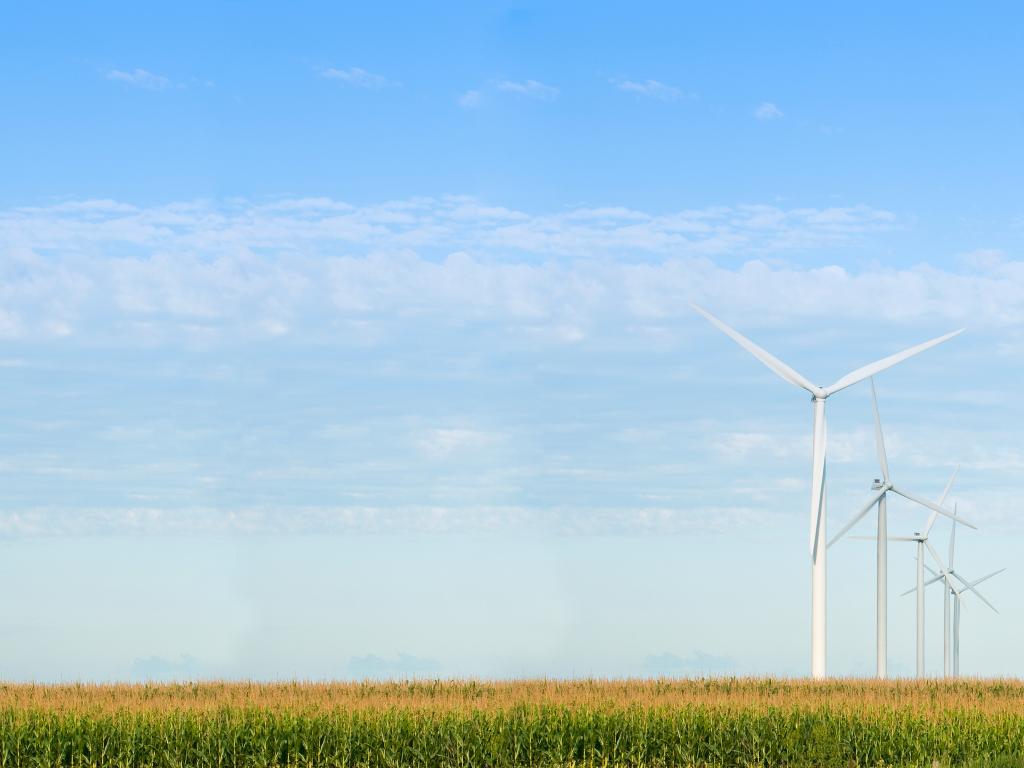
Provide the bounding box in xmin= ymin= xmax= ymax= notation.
xmin=0 ymin=1 xmax=1023 ymax=681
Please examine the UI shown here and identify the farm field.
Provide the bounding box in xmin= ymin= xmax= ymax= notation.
xmin=0 ymin=678 xmax=1022 ymax=767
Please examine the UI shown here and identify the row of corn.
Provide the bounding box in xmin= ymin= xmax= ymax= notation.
xmin=0 ymin=704 xmax=1021 ymax=766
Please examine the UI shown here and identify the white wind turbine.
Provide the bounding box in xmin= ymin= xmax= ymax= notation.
xmin=951 ymin=571 xmax=1004 ymax=676
xmin=910 ymin=515 xmax=1004 ymax=677
xmin=878 ymin=477 xmax=965 ymax=678
xmin=691 ymin=305 xmax=963 ymax=678
xmin=828 ymin=380 xmax=974 ymax=679
xmin=887 ymin=520 xmax=956 ymax=677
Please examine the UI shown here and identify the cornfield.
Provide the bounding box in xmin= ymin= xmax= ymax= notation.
xmin=0 ymin=678 xmax=1022 ymax=767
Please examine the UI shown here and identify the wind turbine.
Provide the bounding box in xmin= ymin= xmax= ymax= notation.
xmin=884 ymin=478 xmax=968 ymax=678
xmin=889 ymin=522 xmax=956 ymax=677
xmin=911 ymin=516 xmax=1004 ymax=676
xmin=952 ymin=570 xmax=1004 ymax=676
xmin=691 ymin=304 xmax=963 ymax=678
xmin=829 ymin=383 xmax=974 ymax=679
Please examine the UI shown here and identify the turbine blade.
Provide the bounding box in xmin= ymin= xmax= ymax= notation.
xmin=902 ymin=574 xmax=944 ymax=596
xmin=851 ymin=535 xmax=917 ymax=541
xmin=890 ymin=486 xmax=977 ymax=530
xmin=870 ymin=378 xmax=890 ymax=483
xmin=925 ymin=574 xmax=944 ymax=587
xmin=962 ymin=569 xmax=1006 ymax=590
xmin=975 ymin=594 xmax=998 ymax=614
xmin=824 ymin=328 xmax=965 ymax=396
xmin=926 ymin=468 xmax=958 ymax=535
xmin=924 ymin=563 xmax=939 ymax=577
xmin=939 ymin=465 xmax=960 ymax=507
xmin=974 ymin=568 xmax=1007 ymax=585
xmin=953 ymin=572 xmax=999 ymax=613
xmin=827 ymin=489 xmax=885 ymax=548
xmin=690 ymin=305 xmax=819 ymax=394
xmin=924 ymin=538 xmax=950 ymax=575
xmin=949 ymin=510 xmax=957 ymax=568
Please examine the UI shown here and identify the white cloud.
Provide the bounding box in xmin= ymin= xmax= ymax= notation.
xmin=712 ymin=429 xmax=869 ymax=465
xmin=1 ymin=205 xmax=1020 ymax=544
xmin=612 ymin=78 xmax=686 ymax=102
xmin=496 ymin=79 xmax=559 ymax=101
xmin=3 ymin=194 xmax=1024 ymax=344
xmin=321 ymin=66 xmax=396 ymax=89
xmin=418 ymin=428 xmax=498 ymax=458
xmin=0 ymin=506 xmax=493 ymax=536
xmin=0 ymin=502 xmax=785 ymax=537
xmin=755 ymin=102 xmax=784 ymax=120
xmin=555 ymin=504 xmax=776 ymax=535
xmin=960 ymin=249 xmax=1005 ymax=271
xmin=458 ymin=90 xmax=481 ymax=109
xmin=106 ymin=68 xmax=172 ymax=90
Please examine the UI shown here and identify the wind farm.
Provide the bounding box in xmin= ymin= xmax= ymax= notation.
xmin=690 ymin=305 xmax=993 ymax=681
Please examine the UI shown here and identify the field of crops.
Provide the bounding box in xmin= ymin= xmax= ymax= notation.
xmin=0 ymin=677 xmax=1022 ymax=767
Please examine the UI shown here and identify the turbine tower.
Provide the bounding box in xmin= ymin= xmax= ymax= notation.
xmin=829 ymin=381 xmax=972 ymax=678
xmin=691 ymin=305 xmax=963 ymax=678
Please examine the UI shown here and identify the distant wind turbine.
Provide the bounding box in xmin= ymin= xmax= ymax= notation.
xmin=888 ymin=520 xmax=958 ymax=677
xmin=880 ymin=479 xmax=968 ymax=678
xmin=691 ymin=304 xmax=963 ymax=678
xmin=911 ymin=515 xmax=1004 ymax=677
xmin=952 ymin=570 xmax=1004 ymax=676
xmin=830 ymin=381 xmax=973 ymax=679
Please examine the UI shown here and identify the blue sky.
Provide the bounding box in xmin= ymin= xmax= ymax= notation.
xmin=0 ymin=1 xmax=1022 ymax=681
